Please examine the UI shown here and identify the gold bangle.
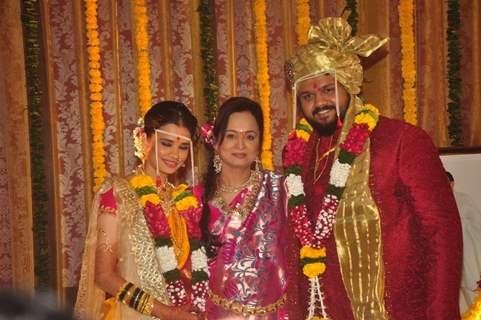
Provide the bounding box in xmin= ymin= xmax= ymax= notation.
xmin=141 ymin=295 xmax=155 ymax=316
xmin=137 ymin=292 xmax=149 ymax=313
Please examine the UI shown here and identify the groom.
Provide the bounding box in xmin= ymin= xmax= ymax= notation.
xmin=283 ymin=17 xmax=462 ymax=320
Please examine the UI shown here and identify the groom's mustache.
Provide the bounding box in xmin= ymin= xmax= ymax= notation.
xmin=312 ymin=104 xmax=336 ymax=117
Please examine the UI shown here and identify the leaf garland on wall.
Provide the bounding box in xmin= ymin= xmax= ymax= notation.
xmin=343 ymin=0 xmax=358 ymax=36
xmin=446 ymin=0 xmax=463 ymax=146
xmin=21 ymin=0 xmax=50 ymax=289
xmin=198 ymin=0 xmax=219 ymax=123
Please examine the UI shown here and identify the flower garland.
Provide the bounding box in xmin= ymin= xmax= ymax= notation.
xmin=198 ymin=0 xmax=219 ymax=123
xmin=131 ymin=0 xmax=152 ymax=116
xmin=22 ymin=0 xmax=50 ymax=288
xmin=344 ymin=0 xmax=359 ymax=36
xmin=398 ymin=0 xmax=417 ymax=125
xmin=85 ymin=0 xmax=107 ymax=191
xmin=129 ymin=175 xmax=209 ymax=312
xmin=283 ymin=104 xmax=380 ymax=318
xmin=253 ymin=0 xmax=273 ymax=170
xmin=446 ymin=0 xmax=463 ymax=146
xmin=462 ymin=291 xmax=481 ymax=320
xmin=296 ymin=0 xmax=311 ymax=45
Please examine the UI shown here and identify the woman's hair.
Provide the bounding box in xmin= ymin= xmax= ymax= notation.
xmin=200 ymin=96 xmax=264 ymax=258
xmin=143 ymin=101 xmax=198 ymax=139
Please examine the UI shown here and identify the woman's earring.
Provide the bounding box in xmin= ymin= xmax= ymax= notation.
xmin=214 ymin=153 xmax=222 ymax=174
xmin=255 ymin=157 xmax=261 ymax=174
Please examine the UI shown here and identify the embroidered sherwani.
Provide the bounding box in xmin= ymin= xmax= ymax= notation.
xmin=285 ymin=116 xmax=462 ymax=320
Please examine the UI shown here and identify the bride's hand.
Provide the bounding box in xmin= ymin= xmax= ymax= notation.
xmin=158 ymin=304 xmax=200 ymax=320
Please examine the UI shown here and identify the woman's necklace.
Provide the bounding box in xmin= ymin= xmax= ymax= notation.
xmin=313 ymin=136 xmax=336 ymax=184
xmin=217 ymin=172 xmax=252 ymax=194
xmin=213 ymin=170 xmax=262 ymax=218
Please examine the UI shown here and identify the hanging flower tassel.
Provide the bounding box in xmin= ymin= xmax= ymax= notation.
xmin=307 ymin=277 xmax=330 ymax=320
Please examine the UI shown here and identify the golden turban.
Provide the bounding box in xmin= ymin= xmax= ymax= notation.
xmin=286 ymin=17 xmax=389 ymax=95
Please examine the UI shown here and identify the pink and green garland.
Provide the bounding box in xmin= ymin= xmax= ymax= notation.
xmin=129 ymin=175 xmax=209 ymax=312
xmin=283 ymin=104 xmax=380 ymax=318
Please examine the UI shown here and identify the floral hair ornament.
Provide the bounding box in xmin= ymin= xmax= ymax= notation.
xmin=133 ymin=117 xmax=146 ymax=163
xmin=154 ymin=129 xmax=196 ymax=185
xmin=200 ymin=121 xmax=216 ymax=147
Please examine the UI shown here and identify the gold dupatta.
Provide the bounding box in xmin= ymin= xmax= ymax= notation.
xmin=334 ymin=97 xmax=389 ymax=319
xmin=75 ymin=176 xmax=169 ymax=320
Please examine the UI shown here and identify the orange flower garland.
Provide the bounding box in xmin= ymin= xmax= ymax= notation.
xmin=462 ymin=291 xmax=481 ymax=320
xmin=296 ymin=0 xmax=311 ymax=45
xmin=132 ymin=0 xmax=152 ymax=116
xmin=85 ymin=0 xmax=107 ymax=191
xmin=398 ymin=0 xmax=417 ymax=125
xmin=253 ymin=0 xmax=273 ymax=170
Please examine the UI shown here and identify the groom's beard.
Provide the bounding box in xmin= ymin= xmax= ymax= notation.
xmin=306 ymin=104 xmax=341 ymax=136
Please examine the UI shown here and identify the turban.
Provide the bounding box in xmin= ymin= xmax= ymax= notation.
xmin=286 ymin=17 xmax=388 ymax=94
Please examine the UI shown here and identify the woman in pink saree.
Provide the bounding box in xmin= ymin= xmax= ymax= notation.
xmin=199 ymin=97 xmax=294 ymax=319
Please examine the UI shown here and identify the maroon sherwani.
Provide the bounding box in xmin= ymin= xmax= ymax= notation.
xmin=285 ymin=116 xmax=462 ymax=320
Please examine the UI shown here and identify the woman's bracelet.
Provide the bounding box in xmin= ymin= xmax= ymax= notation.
xmin=115 ymin=281 xmax=154 ymax=316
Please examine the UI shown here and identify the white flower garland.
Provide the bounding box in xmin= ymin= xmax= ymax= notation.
xmin=155 ymin=246 xmax=178 ymax=272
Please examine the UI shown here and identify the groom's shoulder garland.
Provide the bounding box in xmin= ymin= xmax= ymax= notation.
xmin=283 ymin=104 xmax=380 ymax=279
xmin=129 ymin=175 xmax=209 ymax=312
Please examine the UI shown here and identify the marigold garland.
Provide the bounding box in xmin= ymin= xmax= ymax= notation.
xmin=132 ymin=0 xmax=152 ymax=116
xmin=462 ymin=291 xmax=481 ymax=320
xmin=253 ymin=0 xmax=273 ymax=170
xmin=296 ymin=0 xmax=311 ymax=45
xmin=398 ymin=0 xmax=417 ymax=125
xmin=85 ymin=0 xmax=107 ymax=191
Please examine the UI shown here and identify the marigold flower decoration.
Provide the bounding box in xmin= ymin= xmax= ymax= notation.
xmin=462 ymin=276 xmax=481 ymax=320
xmin=85 ymin=0 xmax=107 ymax=192
xmin=398 ymin=0 xmax=417 ymax=125
xmin=129 ymin=175 xmax=208 ymax=312
xmin=131 ymin=0 xmax=152 ymax=116
xmin=296 ymin=0 xmax=311 ymax=45
xmin=254 ymin=0 xmax=273 ymax=170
